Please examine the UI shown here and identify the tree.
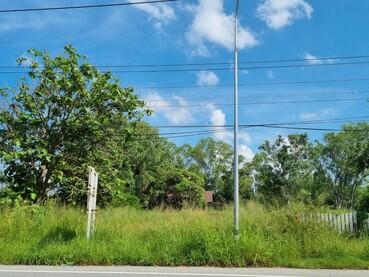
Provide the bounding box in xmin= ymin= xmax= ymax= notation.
xmin=0 ymin=45 xmax=147 ymax=203
xmin=110 ymin=123 xmax=205 ymax=208
xmin=178 ymin=138 xmax=233 ymax=202
xmin=322 ymin=123 xmax=369 ymax=209
xmin=251 ymin=134 xmax=328 ymax=205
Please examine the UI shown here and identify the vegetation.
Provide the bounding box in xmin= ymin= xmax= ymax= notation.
xmin=1 ymin=202 xmax=369 ymax=268
xmin=1 ymin=45 xmax=369 ymax=213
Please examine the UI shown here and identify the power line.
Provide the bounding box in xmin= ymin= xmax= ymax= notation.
xmin=134 ymin=118 xmax=369 ymax=137
xmin=113 ymin=60 xmax=369 ymax=73
xmin=259 ymin=125 xmax=368 ymax=132
xmin=4 ymin=73 xmax=369 ymax=91
xmin=142 ymin=115 xmax=369 ymax=129
xmin=4 ymin=54 xmax=369 ymax=69
xmin=2 ymin=114 xmax=367 ymax=130
xmin=135 ymin=77 xmax=369 ymax=90
xmin=2 ymin=115 xmax=368 ymax=141
xmin=3 ymin=60 xmax=369 ymax=74
xmin=133 ymin=124 xmax=369 ymax=141
xmin=144 ymin=89 xmax=369 ymax=103
xmin=146 ymin=96 xmax=369 ymax=108
xmin=0 ymin=0 xmax=178 ymax=13
xmin=97 ymin=115 xmax=369 ymax=130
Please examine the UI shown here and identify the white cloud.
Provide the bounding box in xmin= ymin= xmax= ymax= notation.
xmin=239 ymin=145 xmax=255 ymax=163
xmin=304 ymin=52 xmax=322 ymax=65
xmin=197 ymin=71 xmax=219 ymax=86
xmin=207 ymin=103 xmax=228 ymax=141
xmin=300 ymin=108 xmax=337 ymax=121
xmin=128 ymin=0 xmax=176 ymax=29
xmin=257 ymin=0 xmax=313 ymax=30
xmin=186 ymin=0 xmax=258 ymax=56
xmin=304 ymin=52 xmax=336 ymax=65
xmin=207 ymin=104 xmax=254 ymax=162
xmin=145 ymin=92 xmax=193 ymax=124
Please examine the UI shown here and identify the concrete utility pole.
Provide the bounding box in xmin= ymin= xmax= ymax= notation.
xmin=233 ymin=0 xmax=240 ymax=236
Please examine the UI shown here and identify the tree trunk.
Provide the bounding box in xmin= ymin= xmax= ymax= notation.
xmin=36 ymin=165 xmax=51 ymax=200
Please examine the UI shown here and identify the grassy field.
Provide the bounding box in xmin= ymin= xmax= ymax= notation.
xmin=0 ymin=202 xmax=369 ymax=268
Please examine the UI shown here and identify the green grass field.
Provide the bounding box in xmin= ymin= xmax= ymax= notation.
xmin=1 ymin=202 xmax=369 ymax=268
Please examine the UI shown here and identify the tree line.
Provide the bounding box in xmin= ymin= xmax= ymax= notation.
xmin=1 ymin=46 xmax=369 ymax=212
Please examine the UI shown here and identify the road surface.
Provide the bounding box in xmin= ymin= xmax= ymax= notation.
xmin=0 ymin=266 xmax=369 ymax=277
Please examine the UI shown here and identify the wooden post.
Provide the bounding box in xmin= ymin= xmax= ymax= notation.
xmin=87 ymin=167 xmax=98 ymax=240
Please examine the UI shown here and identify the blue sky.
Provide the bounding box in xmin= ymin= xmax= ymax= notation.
xmin=1 ymin=0 xmax=369 ymax=161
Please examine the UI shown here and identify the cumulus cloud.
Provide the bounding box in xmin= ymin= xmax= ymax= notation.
xmin=257 ymin=0 xmax=313 ymax=30
xmin=208 ymin=104 xmax=227 ymax=141
xmin=207 ymin=104 xmax=254 ymax=162
xmin=186 ymin=0 xmax=258 ymax=56
xmin=197 ymin=71 xmax=219 ymax=86
xmin=128 ymin=0 xmax=176 ymax=29
xmin=300 ymin=108 xmax=337 ymax=121
xmin=239 ymin=145 xmax=255 ymax=162
xmin=145 ymin=92 xmax=193 ymax=124
xmin=304 ymin=52 xmax=335 ymax=65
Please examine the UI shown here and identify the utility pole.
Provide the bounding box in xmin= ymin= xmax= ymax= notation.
xmin=233 ymin=0 xmax=240 ymax=236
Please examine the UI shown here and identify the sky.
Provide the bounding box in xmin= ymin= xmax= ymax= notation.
xmin=1 ymin=0 xmax=369 ymax=161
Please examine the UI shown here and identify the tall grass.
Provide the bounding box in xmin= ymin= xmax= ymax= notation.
xmin=0 ymin=202 xmax=369 ymax=268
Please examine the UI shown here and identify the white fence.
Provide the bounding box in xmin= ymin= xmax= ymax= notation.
xmin=362 ymin=214 xmax=369 ymax=231
xmin=300 ymin=211 xmax=357 ymax=233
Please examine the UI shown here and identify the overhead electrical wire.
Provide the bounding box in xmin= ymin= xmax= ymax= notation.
xmin=107 ymin=60 xmax=369 ymax=73
xmin=146 ymin=96 xmax=369 ymax=108
xmin=134 ymin=77 xmax=369 ymax=90
xmin=3 ymin=54 xmax=369 ymax=69
xmin=89 ymin=115 xmax=369 ymax=131
xmin=2 ymin=113 xmax=368 ymax=141
xmin=258 ymin=125 xmax=368 ymax=132
xmin=0 ymin=0 xmax=179 ymax=13
xmin=3 ymin=60 xmax=369 ymax=74
xmin=144 ymin=89 xmax=369 ymax=103
xmin=131 ymin=124 xmax=369 ymax=141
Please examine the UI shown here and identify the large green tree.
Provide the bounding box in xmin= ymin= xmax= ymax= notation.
xmin=120 ymin=123 xmax=205 ymax=208
xmin=178 ymin=138 xmax=234 ymax=202
xmin=252 ymin=134 xmax=329 ymax=205
xmin=0 ymin=45 xmax=147 ymax=203
xmin=322 ymin=123 xmax=369 ymax=209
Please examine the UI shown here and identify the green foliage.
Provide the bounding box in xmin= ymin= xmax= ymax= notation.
xmin=322 ymin=123 xmax=369 ymax=209
xmin=1 ymin=203 xmax=369 ymax=268
xmin=252 ymin=134 xmax=329 ymax=205
xmin=178 ymin=138 xmax=235 ymax=202
xmin=0 ymin=187 xmax=22 ymax=206
xmin=0 ymin=45 xmax=147 ymax=204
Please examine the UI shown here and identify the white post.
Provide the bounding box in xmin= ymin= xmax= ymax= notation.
xmin=87 ymin=167 xmax=98 ymax=240
xmin=233 ymin=0 xmax=240 ymax=237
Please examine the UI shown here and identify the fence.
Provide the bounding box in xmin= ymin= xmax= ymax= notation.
xmin=300 ymin=211 xmax=357 ymax=233
xmin=362 ymin=214 xmax=369 ymax=231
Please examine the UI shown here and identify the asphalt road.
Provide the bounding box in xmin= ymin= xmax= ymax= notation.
xmin=0 ymin=266 xmax=369 ymax=277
